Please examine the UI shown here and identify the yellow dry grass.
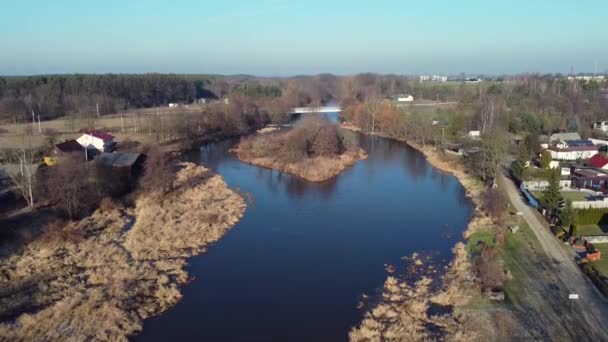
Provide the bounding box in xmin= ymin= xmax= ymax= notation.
xmin=236 ymin=148 xmax=368 ymax=182
xmin=349 ymin=142 xmax=494 ymax=341
xmin=0 ymin=162 xmax=246 ymax=341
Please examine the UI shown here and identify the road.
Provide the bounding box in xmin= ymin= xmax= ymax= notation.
xmin=501 ymin=174 xmax=608 ymax=339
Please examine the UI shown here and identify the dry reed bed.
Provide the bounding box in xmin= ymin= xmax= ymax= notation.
xmin=0 ymin=162 xmax=246 ymax=341
xmin=349 ymin=143 xmax=501 ymax=341
xmin=236 ymin=148 xmax=368 ymax=183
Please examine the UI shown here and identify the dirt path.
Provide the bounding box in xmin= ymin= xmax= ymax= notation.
xmin=500 ymin=174 xmax=608 ymax=339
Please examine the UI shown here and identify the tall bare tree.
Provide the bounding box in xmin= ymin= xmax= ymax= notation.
xmin=9 ymin=135 xmax=38 ymax=209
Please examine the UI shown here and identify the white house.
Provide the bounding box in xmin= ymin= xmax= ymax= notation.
xmin=548 ymin=147 xmax=597 ymax=161
xmin=396 ymin=94 xmax=414 ymax=102
xmin=468 ymin=130 xmax=481 ymax=138
xmin=77 ymin=130 xmax=115 ymax=153
xmin=168 ymin=103 xmax=178 ymax=108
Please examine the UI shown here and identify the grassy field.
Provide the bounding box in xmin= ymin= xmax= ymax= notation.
xmin=0 ymin=106 xmax=207 ymax=153
xmin=531 ymin=190 xmax=590 ymax=202
xmin=591 ymin=244 xmax=608 ymax=277
xmin=561 ymin=191 xmax=591 ymax=202
xmin=466 ymin=229 xmax=495 ymax=255
xmin=578 ymin=224 xmax=607 ymax=236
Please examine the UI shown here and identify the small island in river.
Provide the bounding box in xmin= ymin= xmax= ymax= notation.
xmin=235 ymin=118 xmax=367 ymax=182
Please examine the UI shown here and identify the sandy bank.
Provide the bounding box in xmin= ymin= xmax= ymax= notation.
xmin=236 ymin=147 xmax=368 ymax=182
xmin=0 ymin=162 xmax=246 ymax=341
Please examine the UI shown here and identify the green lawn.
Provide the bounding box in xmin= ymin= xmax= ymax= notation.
xmin=578 ymin=224 xmax=606 ymax=236
xmin=590 ymin=244 xmax=608 ymax=277
xmin=466 ymin=229 xmax=495 ymax=255
xmin=561 ymin=191 xmax=590 ymax=202
xmin=531 ymin=190 xmax=589 ymax=202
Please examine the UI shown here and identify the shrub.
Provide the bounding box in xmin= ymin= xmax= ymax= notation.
xmin=99 ymin=197 xmax=119 ymax=213
xmin=473 ymin=242 xmax=505 ymax=291
xmin=41 ymin=219 xmax=84 ymax=245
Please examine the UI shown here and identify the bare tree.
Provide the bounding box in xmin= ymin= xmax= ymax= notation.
xmin=43 ymin=154 xmax=93 ymax=219
xmin=140 ymin=145 xmax=174 ymax=196
xmin=364 ymin=95 xmax=383 ymax=134
xmin=9 ymin=135 xmax=38 ymax=209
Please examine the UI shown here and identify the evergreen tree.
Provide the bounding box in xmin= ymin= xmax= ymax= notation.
xmin=559 ymin=199 xmax=576 ymax=229
xmin=542 ymin=168 xmax=562 ymax=216
xmin=540 ymin=150 xmax=552 ymax=169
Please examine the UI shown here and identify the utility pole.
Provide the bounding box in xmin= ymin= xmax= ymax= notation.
xmin=120 ymin=113 xmax=125 ymax=133
xmin=37 ymin=114 xmax=41 ymax=134
xmin=96 ymin=103 xmax=100 ymax=119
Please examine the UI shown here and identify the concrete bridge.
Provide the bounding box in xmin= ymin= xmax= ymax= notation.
xmin=290 ymin=106 xmax=341 ymax=114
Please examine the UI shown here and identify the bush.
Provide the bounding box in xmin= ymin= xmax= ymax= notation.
xmin=473 ymin=243 xmax=505 ymax=291
xmin=41 ymin=219 xmax=84 ymax=245
xmin=99 ymin=197 xmax=119 ymax=213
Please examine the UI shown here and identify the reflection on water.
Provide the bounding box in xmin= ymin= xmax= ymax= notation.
xmin=137 ymin=133 xmax=473 ymax=342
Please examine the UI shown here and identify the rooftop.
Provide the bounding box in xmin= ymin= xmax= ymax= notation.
xmin=80 ymin=129 xmax=115 ymax=141
xmin=55 ymin=139 xmax=85 ymax=154
xmin=96 ymin=152 xmax=142 ymax=168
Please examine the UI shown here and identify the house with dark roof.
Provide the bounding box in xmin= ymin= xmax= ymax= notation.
xmin=548 ymin=139 xmax=598 ymax=161
xmin=45 ymin=139 xmax=89 ymax=165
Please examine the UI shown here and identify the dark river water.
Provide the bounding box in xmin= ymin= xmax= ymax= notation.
xmin=136 ymin=127 xmax=473 ymax=341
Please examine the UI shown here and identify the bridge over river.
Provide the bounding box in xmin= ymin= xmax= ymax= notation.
xmin=290 ymin=106 xmax=341 ymax=114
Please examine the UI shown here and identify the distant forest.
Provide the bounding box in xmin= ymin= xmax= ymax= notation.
xmin=0 ymin=73 xmax=606 ymax=138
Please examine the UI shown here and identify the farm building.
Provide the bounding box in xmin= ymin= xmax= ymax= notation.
xmin=95 ymin=152 xmax=145 ymax=195
xmin=77 ymin=130 xmax=115 ymax=153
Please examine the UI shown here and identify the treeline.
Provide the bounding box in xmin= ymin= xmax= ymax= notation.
xmin=0 ymin=74 xmax=203 ymax=121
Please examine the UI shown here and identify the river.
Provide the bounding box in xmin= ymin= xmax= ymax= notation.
xmin=136 ymin=129 xmax=473 ymax=341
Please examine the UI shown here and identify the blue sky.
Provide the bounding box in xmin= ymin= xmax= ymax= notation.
xmin=1 ymin=0 xmax=607 ymax=75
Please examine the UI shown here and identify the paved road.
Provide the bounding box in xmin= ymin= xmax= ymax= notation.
xmin=501 ymin=174 xmax=608 ymax=339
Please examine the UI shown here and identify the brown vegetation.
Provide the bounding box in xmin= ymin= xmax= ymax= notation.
xmin=0 ymin=162 xmax=246 ymax=340
xmin=236 ymin=118 xmax=367 ymax=182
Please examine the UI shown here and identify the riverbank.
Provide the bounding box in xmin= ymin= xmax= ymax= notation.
xmin=0 ymin=162 xmax=246 ymax=340
xmin=341 ymin=123 xmax=505 ymax=340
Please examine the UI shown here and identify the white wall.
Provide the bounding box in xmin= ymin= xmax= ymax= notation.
xmin=549 ymin=149 xmax=597 ymax=161
xmin=77 ymin=134 xmax=108 ymax=152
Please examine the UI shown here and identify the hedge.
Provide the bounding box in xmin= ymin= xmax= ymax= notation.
xmin=575 ymin=208 xmax=608 ymax=225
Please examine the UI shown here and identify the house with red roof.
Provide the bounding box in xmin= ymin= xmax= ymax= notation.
xmin=588 ymin=154 xmax=608 ymax=170
xmin=77 ymin=130 xmax=115 ymax=152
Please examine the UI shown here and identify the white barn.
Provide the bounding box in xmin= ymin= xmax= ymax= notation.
xmin=77 ymin=130 xmax=115 ymax=153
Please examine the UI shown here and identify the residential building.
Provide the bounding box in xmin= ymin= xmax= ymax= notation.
xmin=46 ymin=139 xmax=87 ymax=165
xmin=592 ymin=121 xmax=608 ymax=132
xmin=549 ymin=132 xmax=581 ymax=143
xmin=168 ymin=103 xmax=178 ymax=108
xmin=468 ymin=130 xmax=481 ymax=138
xmin=588 ymin=154 xmax=608 ymax=170
xmin=571 ymin=168 xmax=608 ymax=192
xmin=548 ymin=140 xmax=597 ymax=161
xmin=77 ymin=130 xmax=115 ymax=153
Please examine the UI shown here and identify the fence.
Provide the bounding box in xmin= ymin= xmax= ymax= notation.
xmin=520 ymin=182 xmax=539 ymax=208
xmin=522 ymin=180 xmax=572 ymax=191
xmin=572 ymin=200 xmax=608 ymax=209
